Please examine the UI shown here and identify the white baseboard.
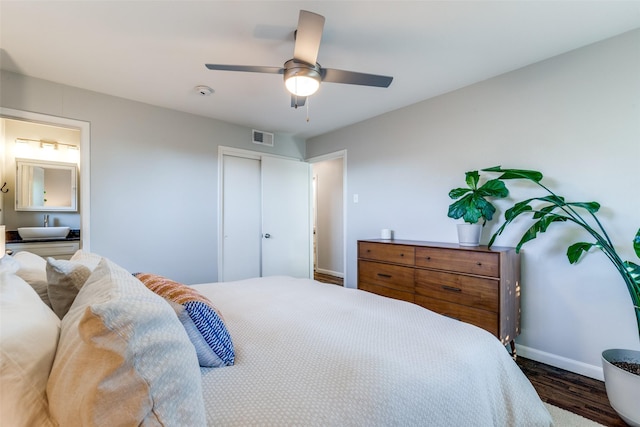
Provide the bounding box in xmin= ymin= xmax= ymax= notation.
xmin=516 ymin=344 xmax=604 ymax=381
xmin=315 ymin=268 xmax=344 ymax=278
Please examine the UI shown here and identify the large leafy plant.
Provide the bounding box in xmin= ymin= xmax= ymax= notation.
xmin=483 ymin=166 xmax=640 ymax=338
xmin=447 ymin=170 xmax=509 ymax=225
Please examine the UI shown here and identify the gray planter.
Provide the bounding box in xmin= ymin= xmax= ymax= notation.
xmin=602 ymin=348 xmax=640 ymax=426
xmin=456 ymin=223 xmax=481 ymax=246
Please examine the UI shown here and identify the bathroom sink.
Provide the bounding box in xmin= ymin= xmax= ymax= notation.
xmin=18 ymin=226 xmax=71 ymax=241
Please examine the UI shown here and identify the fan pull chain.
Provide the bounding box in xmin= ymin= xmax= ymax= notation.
xmin=306 ymin=97 xmax=310 ymax=122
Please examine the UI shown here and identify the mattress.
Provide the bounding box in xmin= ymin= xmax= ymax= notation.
xmin=194 ymin=276 xmax=552 ymax=426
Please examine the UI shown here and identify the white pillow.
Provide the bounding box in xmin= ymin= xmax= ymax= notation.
xmin=0 ymin=272 xmax=60 ymax=427
xmin=47 ymin=257 xmax=207 ymax=426
xmin=13 ymin=251 xmax=50 ymax=307
xmin=0 ymin=254 xmax=19 ymax=274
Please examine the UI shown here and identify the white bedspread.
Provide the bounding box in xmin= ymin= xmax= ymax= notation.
xmin=194 ymin=276 xmax=552 ymax=427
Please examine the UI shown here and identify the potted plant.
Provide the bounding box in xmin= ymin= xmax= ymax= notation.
xmin=447 ymin=170 xmax=509 ymax=246
xmin=482 ymin=166 xmax=640 ymax=426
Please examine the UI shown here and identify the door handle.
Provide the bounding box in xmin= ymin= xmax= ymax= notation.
xmin=264 ymin=233 xmax=271 ymax=239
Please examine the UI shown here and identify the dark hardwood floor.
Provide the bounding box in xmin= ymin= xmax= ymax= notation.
xmin=314 ymin=271 xmax=344 ymax=286
xmin=517 ymin=357 xmax=626 ymax=426
xmin=314 ymin=272 xmax=626 ymax=426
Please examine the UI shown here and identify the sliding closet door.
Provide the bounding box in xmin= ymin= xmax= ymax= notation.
xmin=261 ymin=156 xmax=311 ymax=278
xmin=220 ymin=152 xmax=311 ymax=281
xmin=222 ymin=155 xmax=262 ymax=281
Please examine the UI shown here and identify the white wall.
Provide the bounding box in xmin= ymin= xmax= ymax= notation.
xmin=306 ymin=29 xmax=640 ymax=378
xmin=0 ymin=70 xmax=306 ymax=284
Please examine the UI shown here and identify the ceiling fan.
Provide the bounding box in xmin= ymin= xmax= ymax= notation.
xmin=205 ymin=10 xmax=393 ymax=108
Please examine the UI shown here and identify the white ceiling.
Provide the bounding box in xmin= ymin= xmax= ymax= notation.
xmin=1 ymin=1 xmax=639 ymax=139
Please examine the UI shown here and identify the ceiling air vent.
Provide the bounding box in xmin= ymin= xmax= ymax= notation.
xmin=252 ymin=129 xmax=274 ymax=147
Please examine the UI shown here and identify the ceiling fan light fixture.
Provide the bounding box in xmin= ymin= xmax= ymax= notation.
xmin=285 ymin=75 xmax=320 ymax=97
xmin=205 ymin=11 xmax=393 ymax=109
xmin=284 ymin=60 xmax=321 ymax=97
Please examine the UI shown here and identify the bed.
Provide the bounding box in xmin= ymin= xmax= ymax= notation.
xmin=0 ymin=250 xmax=553 ymax=426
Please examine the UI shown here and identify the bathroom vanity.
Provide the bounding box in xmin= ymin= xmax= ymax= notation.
xmin=5 ymin=229 xmax=81 ymax=260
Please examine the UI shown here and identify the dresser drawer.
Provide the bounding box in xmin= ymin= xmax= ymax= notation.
xmin=414 ymin=295 xmax=498 ymax=337
xmin=358 ymin=260 xmax=414 ymax=291
xmin=415 ymin=269 xmax=498 ymax=312
xmin=359 ymin=242 xmax=415 ymax=266
xmin=415 ymin=247 xmax=499 ymax=277
xmin=359 ymin=282 xmax=415 ymax=303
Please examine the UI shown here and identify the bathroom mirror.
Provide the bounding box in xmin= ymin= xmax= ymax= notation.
xmin=15 ymin=158 xmax=78 ymax=211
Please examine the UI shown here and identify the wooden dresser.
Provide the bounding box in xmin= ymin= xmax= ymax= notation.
xmin=357 ymin=239 xmax=520 ymax=349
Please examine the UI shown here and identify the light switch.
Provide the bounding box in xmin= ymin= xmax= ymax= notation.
xmin=353 ymin=194 xmax=359 ymax=203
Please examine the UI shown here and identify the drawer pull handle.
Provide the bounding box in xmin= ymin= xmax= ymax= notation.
xmin=476 ymin=262 xmax=482 ymax=266
xmin=425 ymin=256 xmax=431 ymax=260
xmin=442 ymin=285 xmax=462 ymax=293
xmin=377 ymin=273 xmax=392 ymax=279
xmin=367 ymin=249 xmax=371 ymax=253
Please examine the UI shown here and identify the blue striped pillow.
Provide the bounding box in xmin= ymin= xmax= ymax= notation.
xmin=134 ymin=273 xmax=235 ymax=367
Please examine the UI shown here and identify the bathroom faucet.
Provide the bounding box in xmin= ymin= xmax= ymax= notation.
xmin=44 ymin=214 xmax=49 ymax=227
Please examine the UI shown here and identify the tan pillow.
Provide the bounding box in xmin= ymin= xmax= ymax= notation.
xmin=70 ymin=249 xmax=102 ymax=271
xmin=46 ymin=257 xmax=92 ymax=319
xmin=46 ymin=257 xmax=207 ymax=426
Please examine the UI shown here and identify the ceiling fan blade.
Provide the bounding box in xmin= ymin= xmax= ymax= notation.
xmin=293 ymin=10 xmax=325 ymax=65
xmin=321 ymin=68 xmax=393 ymax=88
xmin=205 ymin=64 xmax=284 ymax=74
xmin=290 ymin=95 xmax=307 ymax=108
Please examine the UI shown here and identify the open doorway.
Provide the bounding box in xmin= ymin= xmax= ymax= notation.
xmin=309 ymin=150 xmax=346 ymax=286
xmin=0 ymin=108 xmax=91 ymax=251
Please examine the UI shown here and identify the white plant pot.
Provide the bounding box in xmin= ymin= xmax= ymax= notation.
xmin=601 ymin=348 xmax=640 ymax=426
xmin=456 ymin=223 xmax=482 ymax=247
